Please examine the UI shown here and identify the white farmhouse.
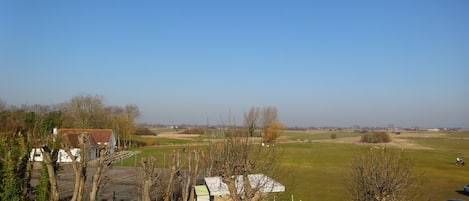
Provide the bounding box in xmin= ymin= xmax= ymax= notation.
xmin=30 ymin=128 xmax=116 ymax=163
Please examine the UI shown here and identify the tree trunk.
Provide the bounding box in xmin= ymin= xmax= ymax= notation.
xmin=142 ymin=180 xmax=152 ymax=201
xmin=188 ymin=150 xmax=200 ymax=201
xmin=77 ymin=172 xmax=86 ymax=201
xmin=70 ymin=164 xmax=80 ymax=201
xmin=224 ymin=178 xmax=240 ymax=201
xmin=182 ymin=157 xmax=191 ymax=201
xmin=140 ymin=156 xmax=159 ymax=201
xmin=89 ymin=161 xmax=102 ymax=201
xmin=243 ymin=174 xmax=254 ymax=200
xmin=90 ymin=148 xmax=110 ymax=201
xmin=42 ymin=152 xmax=60 ymax=201
xmin=164 ymin=151 xmax=180 ymax=201
xmin=64 ymin=133 xmax=89 ymax=201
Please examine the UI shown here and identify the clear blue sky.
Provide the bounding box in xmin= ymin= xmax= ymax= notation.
xmin=1 ymin=1 xmax=468 ymax=128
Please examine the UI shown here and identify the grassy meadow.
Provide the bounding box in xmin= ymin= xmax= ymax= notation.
xmin=119 ymin=130 xmax=469 ymax=200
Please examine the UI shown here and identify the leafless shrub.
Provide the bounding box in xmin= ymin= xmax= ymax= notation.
xmin=360 ymin=131 xmax=391 ymax=143
xmin=344 ymin=148 xmax=421 ymax=201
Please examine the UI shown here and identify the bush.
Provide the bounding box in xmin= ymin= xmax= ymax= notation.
xmin=135 ymin=127 xmax=156 ymax=136
xmin=345 ymin=148 xmax=420 ymax=201
xmin=330 ymin=133 xmax=337 ymax=139
xmin=360 ymin=132 xmax=391 ymax=143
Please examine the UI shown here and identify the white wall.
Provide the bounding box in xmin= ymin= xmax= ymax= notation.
xmin=30 ymin=148 xmax=44 ymax=162
xmin=30 ymin=148 xmax=97 ymax=163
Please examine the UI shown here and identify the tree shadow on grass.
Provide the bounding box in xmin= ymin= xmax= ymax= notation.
xmin=455 ymin=190 xmax=469 ymax=196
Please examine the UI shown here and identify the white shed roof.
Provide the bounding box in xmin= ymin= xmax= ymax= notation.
xmin=195 ymin=185 xmax=210 ymax=196
xmin=204 ymin=173 xmax=285 ymax=196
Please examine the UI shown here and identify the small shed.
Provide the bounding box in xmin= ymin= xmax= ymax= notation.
xmin=194 ymin=185 xmax=210 ymax=201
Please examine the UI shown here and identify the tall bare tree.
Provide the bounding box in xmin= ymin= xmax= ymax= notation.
xmin=122 ymin=104 xmax=141 ymax=147
xmin=106 ymin=104 xmax=141 ymax=149
xmin=244 ymin=107 xmax=260 ymax=137
xmin=251 ymin=106 xmax=284 ymax=143
xmin=164 ymin=150 xmax=182 ymax=201
xmin=63 ymin=94 xmax=106 ymax=128
xmin=40 ymin=139 xmax=61 ymax=201
xmin=140 ymin=156 xmax=162 ymax=201
xmin=182 ymin=149 xmax=202 ymax=201
xmin=89 ymin=145 xmax=113 ymax=201
xmin=62 ymin=133 xmax=91 ymax=201
xmin=0 ymin=99 xmax=6 ymax=111
xmin=261 ymin=106 xmax=278 ymax=133
xmin=344 ymin=148 xmax=421 ymax=201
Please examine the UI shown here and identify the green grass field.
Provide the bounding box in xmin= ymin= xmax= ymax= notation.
xmin=282 ymin=130 xmax=362 ymax=141
xmin=277 ymin=141 xmax=469 ymax=201
xmin=119 ymin=131 xmax=469 ymax=200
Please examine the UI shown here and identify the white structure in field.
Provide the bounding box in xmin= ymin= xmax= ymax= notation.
xmin=202 ymin=174 xmax=285 ymax=200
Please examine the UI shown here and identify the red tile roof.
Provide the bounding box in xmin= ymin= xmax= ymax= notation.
xmin=59 ymin=129 xmax=113 ymax=147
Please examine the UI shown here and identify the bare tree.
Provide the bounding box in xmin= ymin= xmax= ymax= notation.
xmin=243 ymin=106 xmax=282 ymax=140
xmin=139 ymin=149 xmax=202 ymax=201
xmin=0 ymin=99 xmax=6 ymax=111
xmin=244 ymin=107 xmax=260 ymax=137
xmin=106 ymin=104 xmax=141 ymax=149
xmin=344 ymin=148 xmax=421 ymax=201
xmin=40 ymin=135 xmax=61 ymax=201
xmin=122 ymin=104 xmax=141 ymax=147
xmin=62 ymin=133 xmax=91 ymax=201
xmin=164 ymin=150 xmax=182 ymax=201
xmin=261 ymin=106 xmax=278 ymax=133
xmin=183 ymin=149 xmax=202 ymax=201
xmin=89 ymin=146 xmax=113 ymax=201
xmin=140 ymin=156 xmax=162 ymax=201
xmin=206 ymin=127 xmax=279 ymax=201
xmin=63 ymin=94 xmax=106 ymax=128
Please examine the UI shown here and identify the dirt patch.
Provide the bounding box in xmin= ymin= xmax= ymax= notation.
xmin=140 ymin=131 xmax=201 ymax=141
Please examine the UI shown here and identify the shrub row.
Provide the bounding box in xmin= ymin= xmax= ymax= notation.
xmin=135 ymin=127 xmax=156 ymax=136
xmin=360 ymin=131 xmax=392 ymax=143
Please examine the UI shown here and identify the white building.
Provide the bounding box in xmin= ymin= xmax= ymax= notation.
xmin=30 ymin=128 xmax=116 ymax=163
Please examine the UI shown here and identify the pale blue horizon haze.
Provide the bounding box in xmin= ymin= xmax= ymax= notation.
xmin=1 ymin=1 xmax=468 ymax=128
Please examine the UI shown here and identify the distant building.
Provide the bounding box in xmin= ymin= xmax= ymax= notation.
xmin=427 ymin=128 xmax=440 ymax=132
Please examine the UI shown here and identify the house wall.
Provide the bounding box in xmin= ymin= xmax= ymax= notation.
xmin=57 ymin=148 xmax=98 ymax=162
xmin=109 ymin=132 xmax=116 ymax=154
xmin=30 ymin=148 xmax=44 ymax=162
xmin=31 ymin=148 xmax=98 ymax=163
xmin=58 ymin=149 xmax=78 ymax=162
